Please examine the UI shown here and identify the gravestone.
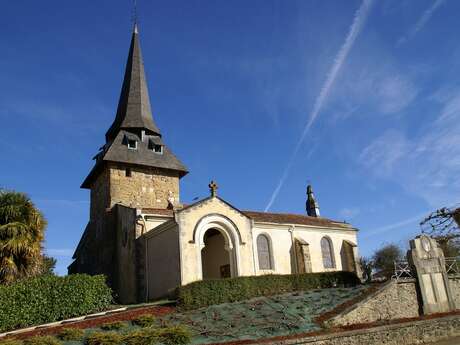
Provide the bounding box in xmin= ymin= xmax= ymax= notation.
xmin=409 ymin=234 xmax=456 ymax=314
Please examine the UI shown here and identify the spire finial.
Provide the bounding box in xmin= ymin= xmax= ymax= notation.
xmin=132 ymin=0 xmax=139 ymax=33
xmin=209 ymin=180 xmax=218 ymax=197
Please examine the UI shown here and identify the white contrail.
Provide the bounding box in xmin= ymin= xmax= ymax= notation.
xmin=264 ymin=0 xmax=374 ymax=212
xmin=360 ymin=213 xmax=426 ymax=240
xmin=398 ymin=0 xmax=445 ymax=45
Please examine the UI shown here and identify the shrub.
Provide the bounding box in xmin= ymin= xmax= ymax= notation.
xmin=85 ymin=332 xmax=123 ymax=345
xmin=0 ymin=274 xmax=113 ymax=333
xmin=131 ymin=315 xmax=156 ymax=328
xmin=123 ymin=328 xmax=157 ymax=345
xmin=100 ymin=322 xmax=127 ymax=331
xmin=123 ymin=326 xmax=191 ymax=345
xmin=23 ymin=336 xmax=60 ymax=345
xmin=156 ymin=326 xmax=192 ymax=345
xmin=0 ymin=339 xmax=23 ymax=345
xmin=177 ymin=271 xmax=360 ymax=309
xmin=56 ymin=328 xmax=84 ymax=341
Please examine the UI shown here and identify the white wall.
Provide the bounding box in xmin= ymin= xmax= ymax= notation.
xmin=252 ymin=223 xmax=358 ymax=275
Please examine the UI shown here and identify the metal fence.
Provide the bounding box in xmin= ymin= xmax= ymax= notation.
xmin=392 ymin=257 xmax=460 ymax=281
xmin=392 ymin=261 xmax=413 ymax=281
xmin=445 ymin=257 xmax=460 ymax=275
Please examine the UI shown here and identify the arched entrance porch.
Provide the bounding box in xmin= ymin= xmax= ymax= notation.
xmin=201 ymin=229 xmax=231 ymax=279
xmin=194 ymin=214 xmax=242 ymax=280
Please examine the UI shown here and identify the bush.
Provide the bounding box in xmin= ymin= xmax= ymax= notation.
xmin=56 ymin=328 xmax=84 ymax=341
xmin=123 ymin=326 xmax=191 ymax=345
xmin=0 ymin=339 xmax=23 ymax=345
xmin=100 ymin=322 xmax=127 ymax=331
xmin=23 ymin=336 xmax=60 ymax=345
xmin=0 ymin=274 xmax=113 ymax=333
xmin=177 ymin=271 xmax=360 ymax=309
xmin=156 ymin=326 xmax=192 ymax=345
xmin=131 ymin=315 xmax=156 ymax=328
xmin=123 ymin=329 xmax=157 ymax=345
xmin=85 ymin=332 xmax=123 ymax=345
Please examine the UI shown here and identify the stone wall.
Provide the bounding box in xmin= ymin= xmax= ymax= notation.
xmin=449 ymin=276 xmax=460 ymax=309
xmin=266 ymin=314 xmax=460 ymax=345
xmin=327 ymin=280 xmax=420 ymax=327
xmin=90 ymin=168 xmax=110 ymax=222
xmin=109 ymin=163 xmax=179 ymax=209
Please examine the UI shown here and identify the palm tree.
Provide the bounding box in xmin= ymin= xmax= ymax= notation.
xmin=0 ymin=190 xmax=46 ymax=284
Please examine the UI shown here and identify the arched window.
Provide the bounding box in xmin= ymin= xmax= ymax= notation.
xmin=257 ymin=234 xmax=272 ymax=270
xmin=321 ymin=237 xmax=335 ymax=269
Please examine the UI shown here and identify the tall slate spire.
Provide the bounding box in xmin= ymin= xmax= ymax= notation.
xmin=105 ymin=25 xmax=160 ymax=142
xmin=81 ymin=24 xmax=188 ymax=189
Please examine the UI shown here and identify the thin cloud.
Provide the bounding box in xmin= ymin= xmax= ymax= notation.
xmin=45 ymin=248 xmax=74 ymax=257
xmin=361 ymin=212 xmax=427 ymax=239
xmin=264 ymin=0 xmax=374 ymax=211
xmin=359 ymin=86 xmax=460 ymax=208
xmin=397 ymin=0 xmax=445 ymax=45
xmin=339 ymin=207 xmax=361 ymax=220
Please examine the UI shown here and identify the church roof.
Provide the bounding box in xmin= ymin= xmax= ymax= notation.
xmin=81 ymin=26 xmax=188 ymax=188
xmin=105 ymin=25 xmax=160 ymax=141
xmin=141 ymin=206 xmax=354 ymax=230
xmin=242 ymin=210 xmax=353 ymax=229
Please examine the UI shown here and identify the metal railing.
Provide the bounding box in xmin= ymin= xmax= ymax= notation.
xmin=392 ymin=257 xmax=460 ymax=280
xmin=392 ymin=261 xmax=413 ymax=281
xmin=445 ymin=257 xmax=460 ymax=275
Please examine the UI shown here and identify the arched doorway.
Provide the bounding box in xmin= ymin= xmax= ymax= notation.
xmin=201 ymin=229 xmax=232 ymax=279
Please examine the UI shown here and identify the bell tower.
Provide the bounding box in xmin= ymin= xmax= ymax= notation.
xmin=81 ymin=24 xmax=188 ymax=219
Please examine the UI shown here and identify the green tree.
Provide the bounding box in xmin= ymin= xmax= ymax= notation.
xmin=0 ymin=190 xmax=46 ymax=284
xmin=372 ymin=243 xmax=403 ymax=279
xmin=41 ymin=255 xmax=57 ymax=275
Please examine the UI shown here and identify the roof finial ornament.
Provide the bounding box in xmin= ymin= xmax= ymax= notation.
xmin=209 ymin=180 xmax=218 ymax=197
xmin=132 ymin=0 xmax=139 ymax=33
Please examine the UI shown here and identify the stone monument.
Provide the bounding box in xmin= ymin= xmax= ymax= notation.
xmin=409 ymin=234 xmax=456 ymax=314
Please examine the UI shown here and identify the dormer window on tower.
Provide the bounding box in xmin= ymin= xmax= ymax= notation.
xmin=127 ymin=139 xmax=137 ymax=150
xmin=123 ymin=133 xmax=138 ymax=150
xmin=148 ymin=138 xmax=163 ymax=154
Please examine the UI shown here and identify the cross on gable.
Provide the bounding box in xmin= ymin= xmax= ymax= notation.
xmin=208 ymin=180 xmax=218 ymax=197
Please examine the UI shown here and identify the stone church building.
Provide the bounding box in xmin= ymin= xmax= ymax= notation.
xmin=70 ymin=25 xmax=361 ymax=303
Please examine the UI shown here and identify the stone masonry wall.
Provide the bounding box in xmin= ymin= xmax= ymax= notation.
xmin=109 ymin=163 xmax=179 ymax=210
xmin=90 ymin=168 xmax=110 ymax=222
xmin=327 ymin=280 xmax=420 ymax=327
xmin=267 ymin=314 xmax=460 ymax=345
xmin=449 ymin=276 xmax=460 ymax=309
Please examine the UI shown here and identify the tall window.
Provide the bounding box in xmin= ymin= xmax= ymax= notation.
xmin=321 ymin=237 xmax=335 ymax=269
xmin=257 ymin=234 xmax=272 ymax=270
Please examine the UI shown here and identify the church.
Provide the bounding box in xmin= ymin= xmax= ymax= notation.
xmin=69 ymin=25 xmax=361 ymax=304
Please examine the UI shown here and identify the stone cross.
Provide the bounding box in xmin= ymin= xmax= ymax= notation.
xmin=209 ymin=180 xmax=218 ymax=197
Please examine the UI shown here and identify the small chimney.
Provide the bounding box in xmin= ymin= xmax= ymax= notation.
xmin=306 ymin=185 xmax=320 ymax=217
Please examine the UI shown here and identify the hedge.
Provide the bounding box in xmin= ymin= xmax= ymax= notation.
xmin=0 ymin=274 xmax=113 ymax=333
xmin=177 ymin=271 xmax=360 ymax=309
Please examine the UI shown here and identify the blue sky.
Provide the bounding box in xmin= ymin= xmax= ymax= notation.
xmin=1 ymin=0 xmax=459 ymax=275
